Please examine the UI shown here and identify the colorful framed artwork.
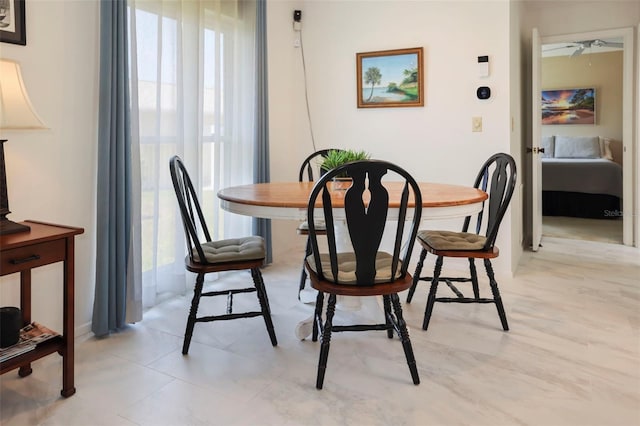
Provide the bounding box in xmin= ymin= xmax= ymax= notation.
xmin=0 ymin=0 xmax=26 ymax=46
xmin=541 ymin=88 xmax=595 ymax=125
xmin=356 ymin=47 xmax=424 ymax=108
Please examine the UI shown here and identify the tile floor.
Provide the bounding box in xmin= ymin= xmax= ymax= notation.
xmin=1 ymin=237 xmax=639 ymax=426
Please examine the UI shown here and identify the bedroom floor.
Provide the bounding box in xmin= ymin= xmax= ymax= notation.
xmin=542 ymin=215 xmax=623 ymax=244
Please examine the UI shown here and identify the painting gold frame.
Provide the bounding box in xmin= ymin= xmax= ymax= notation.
xmin=356 ymin=47 xmax=424 ymax=108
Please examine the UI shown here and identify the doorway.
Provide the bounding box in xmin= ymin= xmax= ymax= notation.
xmin=531 ymin=27 xmax=635 ymax=248
xmin=540 ymin=37 xmax=624 ymax=244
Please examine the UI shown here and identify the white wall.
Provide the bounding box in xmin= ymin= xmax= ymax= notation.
xmin=0 ymin=1 xmax=99 ymax=335
xmin=267 ymin=0 xmax=517 ymax=273
xmin=521 ymin=0 xmax=640 ymax=37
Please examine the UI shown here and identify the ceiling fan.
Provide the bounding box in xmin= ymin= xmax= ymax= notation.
xmin=543 ymin=39 xmax=624 ymax=57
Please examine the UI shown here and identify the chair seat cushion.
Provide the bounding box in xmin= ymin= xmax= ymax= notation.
xmin=297 ymin=220 xmax=327 ymax=232
xmin=305 ymin=252 xmax=402 ymax=284
xmin=193 ymin=236 xmax=265 ymax=263
xmin=418 ymin=230 xmax=486 ymax=251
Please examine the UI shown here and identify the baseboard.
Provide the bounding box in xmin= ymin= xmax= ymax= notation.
xmin=75 ymin=321 xmax=93 ymax=341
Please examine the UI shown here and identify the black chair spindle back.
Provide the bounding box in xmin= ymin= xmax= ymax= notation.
xmin=461 ymin=153 xmax=517 ymax=251
xmin=298 ymin=149 xmax=344 ymax=182
xmin=307 ymin=160 xmax=422 ymax=286
xmin=170 ymin=156 xmax=213 ymax=265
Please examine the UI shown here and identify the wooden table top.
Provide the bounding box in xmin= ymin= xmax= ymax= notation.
xmin=218 ymin=181 xmax=487 ymax=221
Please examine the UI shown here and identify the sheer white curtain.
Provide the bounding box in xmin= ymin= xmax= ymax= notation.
xmin=129 ymin=0 xmax=257 ymax=308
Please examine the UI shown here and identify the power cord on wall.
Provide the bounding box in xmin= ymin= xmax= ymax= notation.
xmin=295 ymin=12 xmax=317 ymax=152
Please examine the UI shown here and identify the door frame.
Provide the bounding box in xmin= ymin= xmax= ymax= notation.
xmin=532 ymin=27 xmax=636 ymax=247
xmin=531 ymin=28 xmax=542 ymax=251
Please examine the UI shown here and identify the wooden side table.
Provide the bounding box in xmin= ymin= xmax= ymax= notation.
xmin=0 ymin=220 xmax=84 ymax=397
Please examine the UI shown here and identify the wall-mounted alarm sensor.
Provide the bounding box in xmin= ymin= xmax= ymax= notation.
xmin=478 ymin=55 xmax=489 ymax=77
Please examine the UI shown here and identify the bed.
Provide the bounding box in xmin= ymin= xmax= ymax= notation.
xmin=540 ymin=135 xmax=622 ymax=219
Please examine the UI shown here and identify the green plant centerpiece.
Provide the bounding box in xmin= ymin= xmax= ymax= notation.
xmin=320 ymin=149 xmax=371 ymax=178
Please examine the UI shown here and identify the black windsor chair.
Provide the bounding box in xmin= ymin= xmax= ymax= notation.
xmin=406 ymin=152 xmax=517 ymax=331
xmin=169 ymin=155 xmax=277 ymax=355
xmin=304 ymin=159 xmax=422 ymax=389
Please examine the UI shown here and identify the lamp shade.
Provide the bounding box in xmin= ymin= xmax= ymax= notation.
xmin=0 ymin=59 xmax=47 ymax=129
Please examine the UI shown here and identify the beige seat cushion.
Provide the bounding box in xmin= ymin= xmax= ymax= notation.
xmin=192 ymin=236 xmax=265 ymax=263
xmin=418 ymin=230 xmax=487 ymax=251
xmin=306 ymin=252 xmax=402 ymax=284
xmin=297 ymin=220 xmax=327 ymax=232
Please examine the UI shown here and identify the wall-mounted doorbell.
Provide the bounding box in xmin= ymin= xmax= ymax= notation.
xmin=478 ymin=55 xmax=489 ymax=77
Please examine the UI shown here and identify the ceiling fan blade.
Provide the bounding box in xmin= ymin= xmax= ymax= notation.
xmin=543 ymin=38 xmax=622 ymax=57
xmin=571 ymin=46 xmax=585 ymax=57
xmin=543 ymin=45 xmax=578 ymax=52
xmin=586 ymin=39 xmax=624 ymax=49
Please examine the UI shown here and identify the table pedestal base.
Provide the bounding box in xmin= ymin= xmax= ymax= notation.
xmin=295 ymin=290 xmax=367 ymax=340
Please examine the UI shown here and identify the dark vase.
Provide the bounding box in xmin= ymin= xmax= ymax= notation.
xmin=0 ymin=306 xmax=22 ymax=348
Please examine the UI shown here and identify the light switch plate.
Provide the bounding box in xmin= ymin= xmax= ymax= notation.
xmin=472 ymin=117 xmax=482 ymax=132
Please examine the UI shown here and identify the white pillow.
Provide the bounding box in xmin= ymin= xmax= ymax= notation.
xmin=554 ymin=136 xmax=601 ymax=159
xmin=599 ymin=137 xmax=614 ymax=161
xmin=541 ymin=136 xmax=554 ymax=158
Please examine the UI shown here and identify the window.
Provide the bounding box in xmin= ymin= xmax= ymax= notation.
xmin=129 ymin=0 xmax=256 ymax=307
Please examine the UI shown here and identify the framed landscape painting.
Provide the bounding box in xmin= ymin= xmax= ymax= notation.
xmin=356 ymin=47 xmax=423 ymax=108
xmin=541 ymin=88 xmax=595 ymax=125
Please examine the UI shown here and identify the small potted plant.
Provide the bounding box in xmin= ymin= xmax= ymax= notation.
xmin=320 ymin=149 xmax=371 ymax=177
xmin=320 ymin=149 xmax=371 ymax=190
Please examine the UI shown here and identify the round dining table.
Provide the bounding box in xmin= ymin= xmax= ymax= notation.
xmin=218 ymin=181 xmax=488 ymax=221
xmin=218 ymin=180 xmax=488 ymax=339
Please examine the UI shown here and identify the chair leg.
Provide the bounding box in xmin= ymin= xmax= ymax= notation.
xmin=312 ymin=291 xmax=324 ymax=342
xmin=469 ymin=258 xmax=480 ymax=299
xmin=383 ymin=295 xmax=394 ymax=339
xmin=391 ymin=293 xmax=420 ymax=385
xmin=316 ymin=294 xmax=336 ymax=390
xmin=183 ymin=273 xmax=205 ymax=354
xmin=298 ymin=268 xmax=308 ymax=300
xmin=252 ymin=268 xmax=278 ymax=346
xmin=406 ymin=249 xmax=427 ymax=303
xmin=251 ymin=268 xmax=271 ymax=314
xmin=423 ymin=256 xmax=443 ymax=330
xmin=298 ymin=238 xmax=312 ymax=300
xmin=484 ymin=259 xmax=509 ymax=331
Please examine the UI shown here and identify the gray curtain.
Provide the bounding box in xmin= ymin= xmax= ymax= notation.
xmin=253 ymin=0 xmax=272 ymax=263
xmin=93 ymin=0 xmax=142 ymax=337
